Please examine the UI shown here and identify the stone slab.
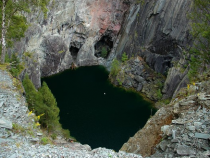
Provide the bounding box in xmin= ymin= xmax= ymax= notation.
xmin=187 ymin=126 xmax=195 ymax=131
xmin=177 ymin=145 xmax=196 ymax=155
xmin=0 ymin=102 xmax=3 ymax=107
xmin=195 ymin=133 xmax=210 ymax=139
xmin=0 ymin=118 xmax=12 ymax=129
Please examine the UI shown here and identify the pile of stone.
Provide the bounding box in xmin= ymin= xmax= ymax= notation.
xmin=0 ymin=69 xmax=37 ymax=132
xmin=150 ymin=93 xmax=210 ymax=158
xmin=0 ymin=140 xmax=143 ymax=158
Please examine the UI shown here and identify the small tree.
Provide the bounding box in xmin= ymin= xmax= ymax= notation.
xmin=9 ymin=53 xmax=25 ymax=77
xmin=101 ymin=47 xmax=108 ymax=58
xmin=121 ymin=52 xmax=128 ymax=62
xmin=110 ymin=59 xmax=121 ymax=77
xmin=39 ymin=82 xmax=60 ymax=131
xmin=23 ymin=75 xmax=60 ymax=132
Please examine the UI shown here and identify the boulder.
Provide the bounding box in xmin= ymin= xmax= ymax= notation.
xmin=83 ymin=144 xmax=92 ymax=151
xmin=195 ymin=133 xmax=210 ymax=140
xmin=137 ymin=84 xmax=143 ymax=92
xmin=177 ymin=144 xmax=196 ymax=155
xmin=173 ymin=103 xmax=179 ymax=114
xmin=161 ymin=125 xmax=172 ymax=136
xmin=187 ymin=126 xmax=195 ymax=131
xmin=0 ymin=102 xmax=3 ymax=107
xmin=134 ymin=76 xmax=145 ymax=83
xmin=159 ymin=140 xmax=169 ymax=151
xmin=0 ymin=118 xmax=12 ymax=129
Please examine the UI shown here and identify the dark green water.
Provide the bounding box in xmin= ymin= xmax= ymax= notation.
xmin=42 ymin=66 xmax=156 ymax=151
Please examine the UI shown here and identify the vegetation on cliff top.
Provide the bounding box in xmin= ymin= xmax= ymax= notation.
xmin=0 ymin=0 xmax=49 ymax=64
xmin=188 ymin=0 xmax=210 ymax=80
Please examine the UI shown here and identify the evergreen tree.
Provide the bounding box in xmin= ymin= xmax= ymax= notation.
xmin=23 ymin=75 xmax=60 ymax=132
xmin=188 ymin=0 xmax=210 ymax=77
xmin=23 ymin=74 xmax=43 ymax=112
xmin=9 ymin=53 xmax=24 ymax=77
xmin=121 ymin=52 xmax=128 ymax=62
xmin=101 ymin=47 xmax=108 ymax=58
xmin=110 ymin=59 xmax=121 ymax=77
xmin=39 ymin=82 xmax=60 ymax=131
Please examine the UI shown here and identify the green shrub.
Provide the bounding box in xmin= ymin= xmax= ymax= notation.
xmin=110 ymin=59 xmax=121 ymax=77
xmin=58 ymin=50 xmax=64 ymax=54
xmin=5 ymin=54 xmax=10 ymax=63
xmin=51 ymin=133 xmax=57 ymax=140
xmin=41 ymin=137 xmax=49 ymax=145
xmin=12 ymin=123 xmax=25 ymax=134
xmin=117 ymin=78 xmax=122 ymax=86
xmin=23 ymin=75 xmax=59 ymax=132
xmin=121 ymin=52 xmax=128 ymax=63
xmin=23 ymin=75 xmax=72 ymax=139
xmin=136 ymin=0 xmax=145 ymax=5
xmin=9 ymin=53 xmax=25 ymax=77
xmin=157 ymin=89 xmax=162 ymax=100
xmin=157 ymin=80 xmax=163 ymax=88
xmin=62 ymin=129 xmax=71 ymax=138
xmin=156 ymin=98 xmax=171 ymax=107
xmin=23 ymin=52 xmax=33 ymax=58
xmin=101 ymin=47 xmax=108 ymax=58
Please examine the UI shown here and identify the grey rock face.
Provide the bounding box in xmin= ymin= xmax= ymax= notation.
xmin=111 ymin=57 xmax=165 ymax=101
xmin=9 ymin=0 xmax=193 ymax=102
xmin=40 ymin=35 xmax=70 ymax=76
xmin=76 ymin=37 xmax=98 ymax=66
xmin=9 ymin=0 xmax=129 ymax=87
xmin=115 ymin=0 xmax=192 ymax=99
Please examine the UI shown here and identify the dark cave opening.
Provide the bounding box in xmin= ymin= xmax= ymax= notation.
xmin=70 ymin=46 xmax=79 ymax=61
xmin=94 ymin=36 xmax=113 ymax=58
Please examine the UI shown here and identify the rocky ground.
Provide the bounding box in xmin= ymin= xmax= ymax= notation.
xmin=0 ymin=68 xmax=143 ymax=157
xmin=111 ymin=56 xmax=165 ymax=101
xmin=121 ymin=81 xmax=210 ymax=157
xmin=151 ymin=92 xmax=210 ymax=158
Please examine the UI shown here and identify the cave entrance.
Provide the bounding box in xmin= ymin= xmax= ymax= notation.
xmin=70 ymin=46 xmax=79 ymax=61
xmin=94 ymin=36 xmax=113 ymax=58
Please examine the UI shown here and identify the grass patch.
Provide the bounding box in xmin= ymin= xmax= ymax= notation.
xmin=12 ymin=123 xmax=25 ymax=134
xmin=0 ymin=63 xmax=10 ymax=71
xmin=13 ymin=78 xmax=24 ymax=93
xmin=41 ymin=137 xmax=50 ymax=145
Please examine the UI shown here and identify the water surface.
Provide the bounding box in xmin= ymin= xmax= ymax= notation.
xmin=42 ymin=66 xmax=156 ymax=151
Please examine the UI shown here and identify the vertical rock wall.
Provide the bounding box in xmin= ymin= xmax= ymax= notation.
xmin=115 ymin=0 xmax=192 ymax=99
xmin=10 ymin=0 xmax=129 ymax=88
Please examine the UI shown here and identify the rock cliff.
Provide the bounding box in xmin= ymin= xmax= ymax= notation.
xmin=114 ymin=0 xmax=192 ymax=99
xmin=10 ymin=0 xmax=129 ymax=88
xmin=10 ymin=0 xmax=192 ymax=101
